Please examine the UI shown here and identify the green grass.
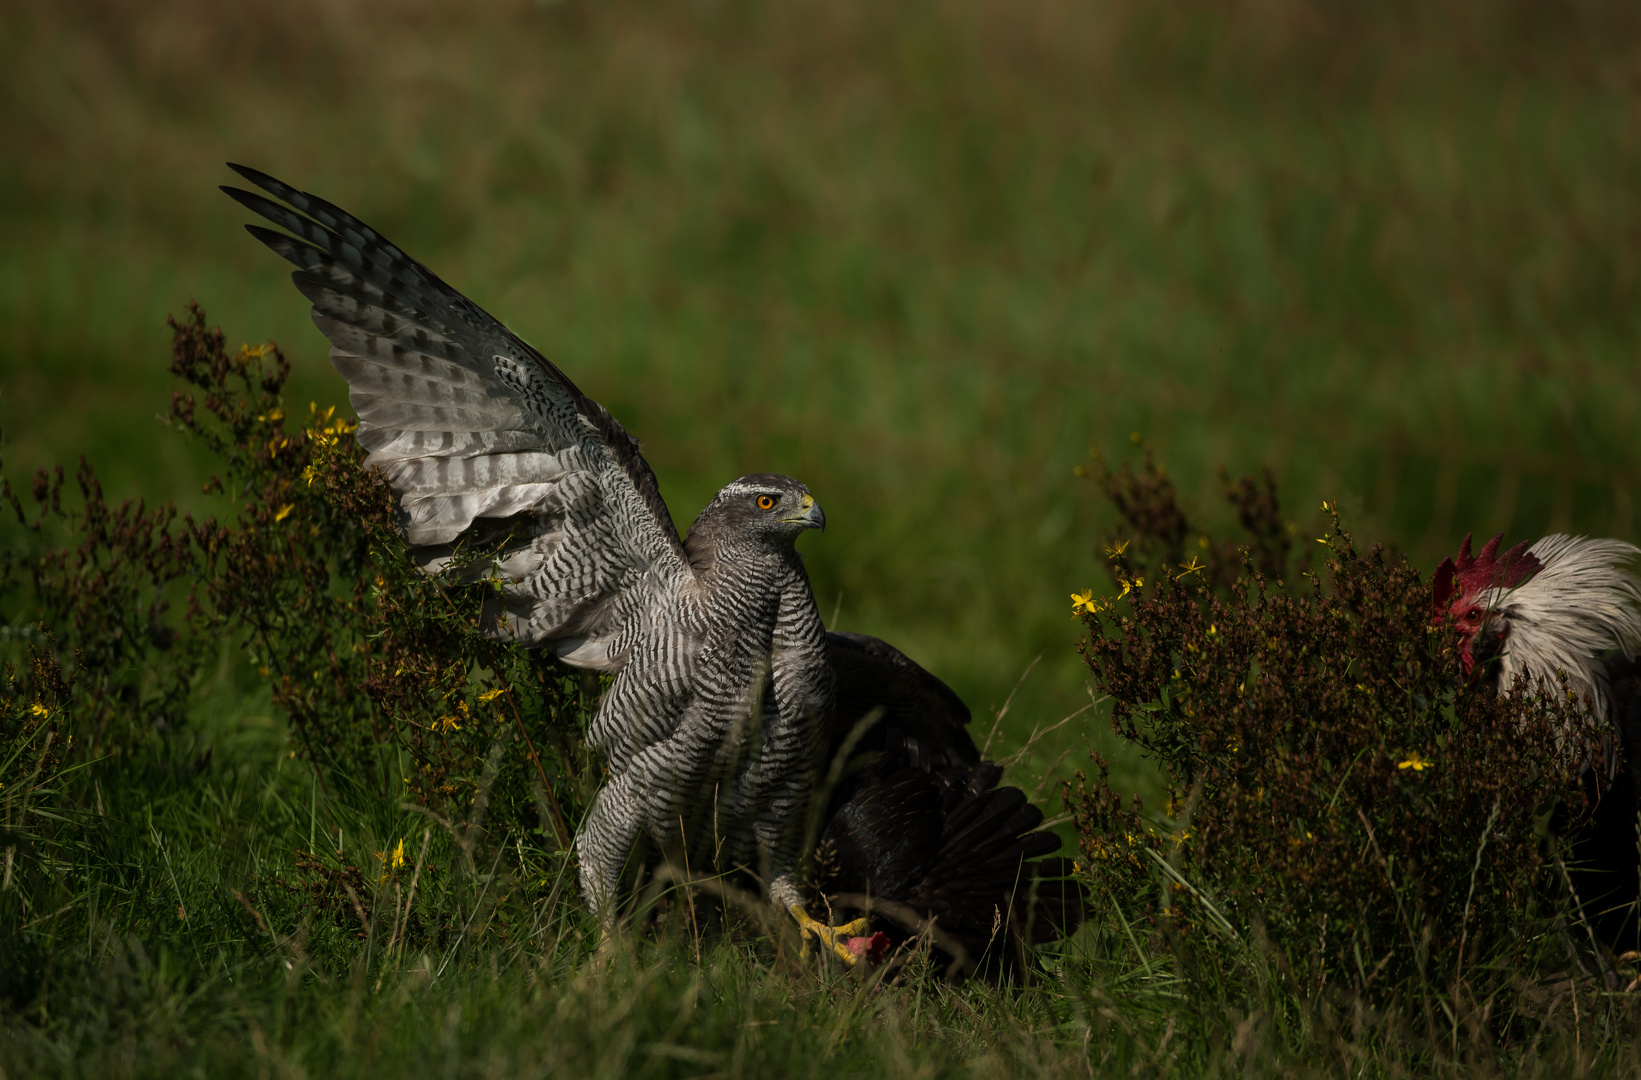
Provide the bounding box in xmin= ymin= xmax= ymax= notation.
xmin=6 ymin=676 xmax=1640 ymax=1080
xmin=4 ymin=0 xmax=1641 ymax=1073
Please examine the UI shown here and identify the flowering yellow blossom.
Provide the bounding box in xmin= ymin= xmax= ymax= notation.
xmin=1070 ymin=590 xmax=1102 ymax=617
xmin=1118 ymin=576 xmax=1145 ymax=598
xmin=1104 ymin=539 xmax=1130 ymax=561
xmin=1175 ymin=555 xmax=1204 ymax=580
xmin=477 ymin=688 xmax=506 ymax=704
xmin=374 ymin=838 xmax=408 ymax=882
xmin=30 ymin=703 xmax=48 ymax=719
xmin=273 ymin=503 xmax=294 ymax=523
xmin=1398 ymin=753 xmax=1432 ymax=772
xmin=301 ymin=403 xmax=360 ymax=487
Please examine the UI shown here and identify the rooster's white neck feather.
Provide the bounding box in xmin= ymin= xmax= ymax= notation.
xmin=1481 ymin=534 xmax=1641 ymax=728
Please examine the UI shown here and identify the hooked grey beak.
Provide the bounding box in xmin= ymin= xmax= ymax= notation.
xmin=785 ymin=494 xmax=825 ymax=532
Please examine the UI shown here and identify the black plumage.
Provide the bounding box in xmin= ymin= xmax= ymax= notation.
xmin=1566 ymin=655 xmax=1641 ymax=956
xmin=814 ymin=632 xmax=1086 ymax=975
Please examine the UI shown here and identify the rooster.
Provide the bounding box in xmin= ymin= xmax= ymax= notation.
xmin=1433 ymin=533 xmax=1641 ymax=954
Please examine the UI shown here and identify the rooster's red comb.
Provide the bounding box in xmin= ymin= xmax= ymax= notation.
xmin=1432 ymin=533 xmax=1542 ymax=612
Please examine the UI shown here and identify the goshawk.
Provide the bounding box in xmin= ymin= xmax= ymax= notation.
xmin=223 ymin=166 xmax=1083 ymax=965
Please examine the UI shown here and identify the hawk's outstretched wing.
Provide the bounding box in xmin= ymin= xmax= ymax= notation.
xmin=223 ymin=164 xmax=691 ymax=669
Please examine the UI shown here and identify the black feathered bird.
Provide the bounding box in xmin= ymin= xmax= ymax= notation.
xmin=814 ymin=632 xmax=1085 ymax=975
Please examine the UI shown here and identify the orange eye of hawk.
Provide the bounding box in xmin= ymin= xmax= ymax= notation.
xmin=757 ymin=495 xmax=778 ymax=511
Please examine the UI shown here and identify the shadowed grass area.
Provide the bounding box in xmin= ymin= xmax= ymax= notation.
xmin=4 ymin=655 xmax=1641 ymax=1079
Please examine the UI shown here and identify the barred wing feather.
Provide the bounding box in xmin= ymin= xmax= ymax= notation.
xmin=223 ymin=164 xmax=690 ymax=669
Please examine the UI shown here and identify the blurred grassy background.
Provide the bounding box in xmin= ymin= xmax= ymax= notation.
xmin=3 ymin=0 xmax=1639 ymax=791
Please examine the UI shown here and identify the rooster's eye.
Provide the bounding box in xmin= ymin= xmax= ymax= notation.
xmin=1464 ymin=607 xmax=1483 ymax=622
xmin=757 ymin=495 xmax=778 ymax=511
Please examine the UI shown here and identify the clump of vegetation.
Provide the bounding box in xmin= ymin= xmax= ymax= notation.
xmin=167 ymin=304 xmax=591 ymax=843
xmin=1067 ymin=452 xmax=1592 ymax=1014
xmin=0 ymin=307 xmax=594 ymax=984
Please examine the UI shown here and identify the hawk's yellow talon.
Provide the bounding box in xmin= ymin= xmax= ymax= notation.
xmin=790 ymin=903 xmax=870 ymax=964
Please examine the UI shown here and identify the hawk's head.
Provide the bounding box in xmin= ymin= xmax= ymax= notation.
xmin=684 ymin=474 xmax=824 ymax=569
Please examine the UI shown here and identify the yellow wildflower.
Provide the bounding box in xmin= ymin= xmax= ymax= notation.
xmin=391 ymin=838 xmax=406 ymax=871
xmin=273 ymin=503 xmax=294 ymax=523
xmin=1104 ymin=539 xmax=1130 ymax=560
xmin=29 ymin=703 xmax=48 ymax=718
xmin=1070 ymin=589 xmax=1102 ymax=617
xmin=478 ymin=688 xmax=506 ymax=704
xmin=1176 ymin=555 xmax=1204 ymax=580
xmin=1398 ymin=752 xmax=1432 ymax=772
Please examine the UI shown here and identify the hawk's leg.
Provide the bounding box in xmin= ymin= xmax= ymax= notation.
xmin=581 ymin=714 xmax=728 ymax=925
xmin=577 ymin=770 xmax=650 ymax=923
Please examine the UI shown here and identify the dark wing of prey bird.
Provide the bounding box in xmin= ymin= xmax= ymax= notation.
xmin=223 ymin=165 xmax=1083 ymax=967
xmin=819 ymin=632 xmax=1086 ymax=975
